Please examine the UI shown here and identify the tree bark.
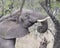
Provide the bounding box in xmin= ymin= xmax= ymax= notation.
xmin=40 ymin=1 xmax=60 ymax=48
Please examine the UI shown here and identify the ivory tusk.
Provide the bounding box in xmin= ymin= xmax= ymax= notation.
xmin=37 ymin=16 xmax=50 ymax=22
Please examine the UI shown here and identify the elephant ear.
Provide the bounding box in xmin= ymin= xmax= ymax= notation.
xmin=37 ymin=20 xmax=48 ymax=33
xmin=0 ymin=19 xmax=30 ymax=39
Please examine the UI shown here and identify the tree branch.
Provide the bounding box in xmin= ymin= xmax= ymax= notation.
xmin=40 ymin=1 xmax=60 ymax=26
xmin=16 ymin=0 xmax=25 ymax=23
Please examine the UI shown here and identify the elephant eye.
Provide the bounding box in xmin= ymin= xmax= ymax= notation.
xmin=25 ymin=14 xmax=30 ymax=19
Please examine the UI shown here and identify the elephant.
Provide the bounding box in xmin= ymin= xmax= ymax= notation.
xmin=0 ymin=9 xmax=49 ymax=48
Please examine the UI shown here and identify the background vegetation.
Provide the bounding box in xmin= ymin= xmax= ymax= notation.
xmin=0 ymin=0 xmax=60 ymax=16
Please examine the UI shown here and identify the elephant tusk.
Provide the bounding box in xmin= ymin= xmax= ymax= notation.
xmin=37 ymin=16 xmax=50 ymax=22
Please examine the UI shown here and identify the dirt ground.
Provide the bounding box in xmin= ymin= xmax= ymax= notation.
xmin=15 ymin=33 xmax=41 ymax=48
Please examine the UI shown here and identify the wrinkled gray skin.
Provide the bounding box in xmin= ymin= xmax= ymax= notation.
xmin=0 ymin=9 xmax=48 ymax=48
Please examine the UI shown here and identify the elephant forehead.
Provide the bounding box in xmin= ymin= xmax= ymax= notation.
xmin=21 ymin=9 xmax=49 ymax=20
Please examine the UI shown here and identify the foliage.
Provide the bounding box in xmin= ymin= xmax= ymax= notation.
xmin=0 ymin=0 xmax=60 ymax=17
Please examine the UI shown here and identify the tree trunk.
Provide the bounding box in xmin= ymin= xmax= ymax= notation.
xmin=40 ymin=1 xmax=60 ymax=48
